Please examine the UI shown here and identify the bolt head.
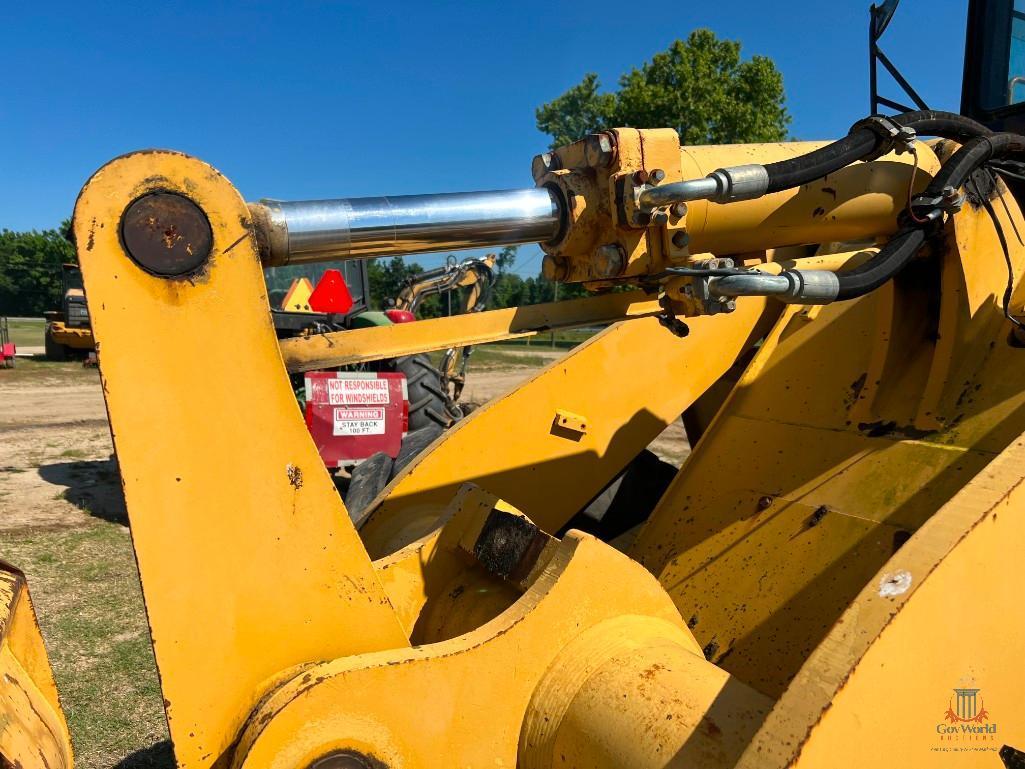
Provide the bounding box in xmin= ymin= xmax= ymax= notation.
xmin=586 ymin=132 xmax=616 ymax=167
xmin=720 ymin=298 xmax=737 ymax=313
xmin=671 ymin=202 xmax=688 ymax=218
xmin=671 ymin=231 xmax=690 ymax=249
xmin=633 ymin=169 xmax=649 ymax=184
xmin=649 ymin=168 xmax=666 ymax=183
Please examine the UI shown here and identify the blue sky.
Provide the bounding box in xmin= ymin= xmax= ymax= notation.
xmin=1 ymin=0 xmax=968 ymax=276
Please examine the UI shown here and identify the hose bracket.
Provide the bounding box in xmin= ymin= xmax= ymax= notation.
xmin=852 ymin=115 xmax=918 ymax=161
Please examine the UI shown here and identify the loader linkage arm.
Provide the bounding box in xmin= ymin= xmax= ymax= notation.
xmin=7 ymin=107 xmax=1025 ymax=769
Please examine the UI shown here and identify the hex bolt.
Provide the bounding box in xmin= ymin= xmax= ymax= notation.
xmin=633 ymin=169 xmax=650 ymax=184
xmin=649 ymin=168 xmax=666 ymax=184
xmin=587 ymin=132 xmax=616 ymax=167
xmin=720 ymin=298 xmax=737 ymax=313
xmin=671 ymin=202 xmax=688 ymax=218
xmin=671 ymin=231 xmax=690 ymax=249
xmin=757 ymin=495 xmax=774 ymax=510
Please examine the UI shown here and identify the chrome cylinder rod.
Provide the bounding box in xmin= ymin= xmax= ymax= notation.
xmin=250 ymin=188 xmax=560 ymax=265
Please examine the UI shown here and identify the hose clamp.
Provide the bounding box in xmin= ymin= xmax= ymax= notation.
xmin=907 ymin=186 xmax=965 ymax=226
xmin=852 ymin=115 xmax=917 ymax=161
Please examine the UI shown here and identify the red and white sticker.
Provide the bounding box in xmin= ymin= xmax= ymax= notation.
xmin=333 ymin=407 xmax=386 ymax=436
xmin=326 ymin=377 xmax=391 ymax=405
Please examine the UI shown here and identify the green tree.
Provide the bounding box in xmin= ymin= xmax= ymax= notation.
xmin=0 ymin=220 xmax=76 ymax=317
xmin=536 ymin=29 xmax=789 ymax=148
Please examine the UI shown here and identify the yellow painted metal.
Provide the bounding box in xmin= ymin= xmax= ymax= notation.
xmin=279 ymin=289 xmax=663 ymax=371
xmin=359 ymin=295 xmax=780 ymax=556
xmin=228 ymin=501 xmax=707 ymax=769
xmin=393 ymin=255 xmax=496 ymax=313
xmin=46 ymin=321 xmax=95 ymax=350
xmin=739 ymin=430 xmax=1025 ymax=768
xmin=0 ymin=564 xmax=73 ymax=769
xmin=31 ymin=128 xmax=1025 ymax=769
xmin=630 ymin=190 xmax=1025 ymax=702
xmin=679 ymin=142 xmax=939 ymax=256
xmin=72 ymin=151 xmax=408 ymax=769
xmin=520 ymin=616 xmax=771 ymax=769
xmin=536 ymin=130 xmax=939 ymax=285
xmin=370 ymin=486 xmax=523 ymax=641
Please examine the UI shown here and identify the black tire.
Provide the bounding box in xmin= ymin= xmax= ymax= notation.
xmin=383 ymin=354 xmax=462 ymax=431
xmin=392 ymin=424 xmax=443 ymax=477
xmin=344 ymin=451 xmax=395 ymax=526
xmin=560 ymin=450 xmax=678 ymax=541
xmin=346 ymin=426 xmax=444 ymax=528
xmin=44 ymin=329 xmax=68 ymax=361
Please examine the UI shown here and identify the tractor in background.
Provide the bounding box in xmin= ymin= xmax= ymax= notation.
xmin=43 ymin=264 xmax=94 ymax=360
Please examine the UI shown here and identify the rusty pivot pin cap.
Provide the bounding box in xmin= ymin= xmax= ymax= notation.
xmin=121 ymin=191 xmax=213 ymax=277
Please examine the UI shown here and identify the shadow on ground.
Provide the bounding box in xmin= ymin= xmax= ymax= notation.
xmin=37 ymin=457 xmax=127 ymax=524
xmin=113 ymin=740 xmax=175 ymax=769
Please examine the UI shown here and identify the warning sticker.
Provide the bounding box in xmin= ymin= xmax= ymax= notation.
xmin=327 ymin=378 xmax=391 ymax=405
xmin=333 ymin=407 xmax=386 ymax=436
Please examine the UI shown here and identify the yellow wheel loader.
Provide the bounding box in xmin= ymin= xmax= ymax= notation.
xmin=43 ymin=264 xmax=94 ymax=361
xmin=6 ymin=2 xmax=1025 ymax=767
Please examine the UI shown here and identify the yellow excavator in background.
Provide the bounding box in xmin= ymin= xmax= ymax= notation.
xmin=390 ymin=254 xmax=496 ymax=402
xmin=6 ymin=1 xmax=1025 ymax=768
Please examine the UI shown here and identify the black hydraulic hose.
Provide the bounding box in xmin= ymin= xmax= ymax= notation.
xmin=763 ymin=110 xmax=993 ymax=195
xmin=896 ymin=110 xmax=993 ymax=142
xmin=830 ymin=132 xmax=1025 ymax=301
xmin=834 ymin=228 xmax=926 ymax=300
xmin=929 ymin=133 xmax=1025 ymax=192
xmin=764 ymin=131 xmax=877 ymax=193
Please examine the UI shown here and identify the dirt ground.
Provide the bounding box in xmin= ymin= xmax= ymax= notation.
xmin=0 ymin=350 xmax=688 ymax=768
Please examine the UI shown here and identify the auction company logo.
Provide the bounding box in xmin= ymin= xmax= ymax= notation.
xmin=935 ymin=686 xmax=998 ymax=743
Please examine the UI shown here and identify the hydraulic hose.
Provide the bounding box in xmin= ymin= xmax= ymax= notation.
xmin=833 ymin=228 xmax=926 ymax=300
xmin=648 ymin=111 xmax=997 ymax=208
xmin=813 ymin=131 xmax=1025 ymax=301
xmin=709 ymin=128 xmax=1025 ymax=304
xmin=763 ymin=111 xmax=993 ymax=194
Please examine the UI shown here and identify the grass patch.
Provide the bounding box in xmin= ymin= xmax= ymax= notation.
xmin=0 ymin=356 xmax=98 ymax=385
xmin=60 ymin=448 xmax=92 ymax=459
xmin=7 ymin=317 xmax=45 ymax=347
xmin=465 ymin=347 xmax=548 ymax=369
xmin=489 ymin=327 xmax=598 ymax=351
xmin=4 ymin=522 xmax=170 ymax=768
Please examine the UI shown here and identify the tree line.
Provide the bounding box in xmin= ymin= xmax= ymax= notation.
xmin=0 ymin=221 xmax=75 ymax=317
xmin=1 ymin=30 xmax=788 ymax=319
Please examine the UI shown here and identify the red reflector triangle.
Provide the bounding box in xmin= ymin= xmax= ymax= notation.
xmin=308 ymin=269 xmax=354 ymax=314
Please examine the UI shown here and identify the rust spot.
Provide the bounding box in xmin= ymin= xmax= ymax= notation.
xmin=702 ymin=639 xmax=719 ymax=660
xmin=286 ymin=464 xmax=303 ymax=490
xmin=705 ymin=717 xmax=723 ymax=738
xmin=822 ymin=186 xmax=837 ymax=200
xmin=640 ymin=663 xmax=665 ymax=680
xmin=812 ymin=206 xmax=826 ymax=218
xmin=473 ymin=508 xmax=549 ymax=583
xmin=807 ymin=505 xmax=829 ymax=528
